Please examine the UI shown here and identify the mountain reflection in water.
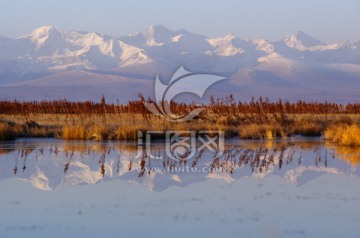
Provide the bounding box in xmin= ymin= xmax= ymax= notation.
xmin=0 ymin=138 xmax=359 ymax=191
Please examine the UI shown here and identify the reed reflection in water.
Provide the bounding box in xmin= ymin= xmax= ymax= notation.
xmin=0 ymin=139 xmax=358 ymax=191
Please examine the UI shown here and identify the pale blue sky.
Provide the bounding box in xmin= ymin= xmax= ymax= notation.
xmin=0 ymin=0 xmax=359 ymax=42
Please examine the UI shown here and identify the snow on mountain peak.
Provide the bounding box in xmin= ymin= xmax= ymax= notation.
xmin=284 ymin=31 xmax=325 ymax=50
xmin=252 ymin=38 xmax=274 ymax=54
xmin=0 ymin=25 xmax=359 ymax=88
xmin=146 ymin=24 xmax=173 ymax=34
xmin=208 ymin=33 xmax=238 ymax=46
xmin=171 ymin=34 xmax=183 ymax=42
xmin=29 ymin=26 xmax=63 ymax=39
xmin=207 ymin=33 xmax=255 ymax=56
xmin=79 ymin=32 xmax=105 ymax=46
xmin=124 ymin=24 xmax=175 ymax=46
xmin=25 ymin=26 xmax=64 ymax=48
xmin=223 ymin=33 xmax=237 ymax=41
xmin=338 ymin=40 xmax=357 ymax=50
xmin=144 ymin=25 xmax=174 ymax=45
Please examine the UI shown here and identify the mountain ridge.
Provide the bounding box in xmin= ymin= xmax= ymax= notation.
xmin=0 ymin=25 xmax=359 ymax=102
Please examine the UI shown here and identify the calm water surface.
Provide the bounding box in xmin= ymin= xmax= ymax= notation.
xmin=0 ymin=138 xmax=359 ymax=238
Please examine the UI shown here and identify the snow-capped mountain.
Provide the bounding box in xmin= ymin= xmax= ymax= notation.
xmin=0 ymin=25 xmax=359 ymax=102
xmin=282 ymin=31 xmax=325 ymax=50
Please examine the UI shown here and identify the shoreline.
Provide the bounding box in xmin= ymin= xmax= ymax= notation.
xmin=1 ymin=113 xmax=360 ymax=146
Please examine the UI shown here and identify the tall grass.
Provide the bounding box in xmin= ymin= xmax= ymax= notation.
xmin=0 ymin=96 xmax=359 ymax=142
xmin=88 ymin=126 xmax=109 ymax=141
xmin=62 ymin=126 xmax=86 ymax=140
xmin=238 ymin=124 xmax=285 ymax=139
xmin=325 ymin=124 xmax=360 ymax=146
xmin=1 ymin=113 xmax=360 ymax=141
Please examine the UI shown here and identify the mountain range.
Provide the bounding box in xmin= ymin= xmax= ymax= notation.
xmin=0 ymin=25 xmax=359 ymax=102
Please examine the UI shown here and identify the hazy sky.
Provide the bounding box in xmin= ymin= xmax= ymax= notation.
xmin=0 ymin=0 xmax=359 ymax=42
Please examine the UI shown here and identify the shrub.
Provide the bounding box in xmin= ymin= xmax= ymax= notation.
xmin=325 ymin=124 xmax=360 ymax=146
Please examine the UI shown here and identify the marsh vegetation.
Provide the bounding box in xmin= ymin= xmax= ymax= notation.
xmin=0 ymin=96 xmax=359 ymax=146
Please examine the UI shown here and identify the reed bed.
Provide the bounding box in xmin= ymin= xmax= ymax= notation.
xmin=1 ymin=113 xmax=359 ymax=142
xmin=0 ymin=96 xmax=359 ymax=142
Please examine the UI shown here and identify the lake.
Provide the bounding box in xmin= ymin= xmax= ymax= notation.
xmin=0 ymin=138 xmax=359 ymax=238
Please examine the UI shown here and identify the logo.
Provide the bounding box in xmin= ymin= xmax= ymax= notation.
xmin=144 ymin=66 xmax=226 ymax=122
xmin=137 ymin=131 xmax=224 ymax=161
xmin=166 ymin=131 xmax=196 ymax=161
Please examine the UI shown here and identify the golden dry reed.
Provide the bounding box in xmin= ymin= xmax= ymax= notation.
xmin=0 ymin=96 xmax=359 ymax=143
xmin=325 ymin=124 xmax=360 ymax=146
